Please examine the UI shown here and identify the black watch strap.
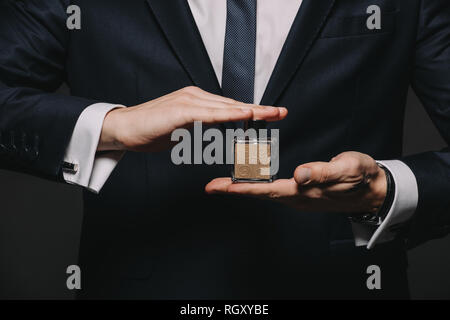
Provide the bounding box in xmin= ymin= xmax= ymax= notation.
xmin=350 ymin=163 xmax=396 ymax=226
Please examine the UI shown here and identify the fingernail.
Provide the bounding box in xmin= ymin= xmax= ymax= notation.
xmin=296 ymin=168 xmax=311 ymax=184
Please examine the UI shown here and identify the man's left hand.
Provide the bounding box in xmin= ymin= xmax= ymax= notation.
xmin=205 ymin=152 xmax=387 ymax=214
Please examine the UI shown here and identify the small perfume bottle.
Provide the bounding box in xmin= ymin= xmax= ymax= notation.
xmin=232 ymin=120 xmax=275 ymax=183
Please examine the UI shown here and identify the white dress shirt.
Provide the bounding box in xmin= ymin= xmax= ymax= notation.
xmin=63 ymin=0 xmax=418 ymax=248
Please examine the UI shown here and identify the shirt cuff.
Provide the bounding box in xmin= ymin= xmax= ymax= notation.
xmin=351 ymin=160 xmax=419 ymax=249
xmin=62 ymin=103 xmax=125 ymax=193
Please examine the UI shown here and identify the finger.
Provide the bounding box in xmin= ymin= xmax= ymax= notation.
xmin=263 ymin=107 xmax=288 ymax=122
xmin=189 ymin=87 xmax=282 ymax=113
xmin=172 ymin=87 xmax=287 ymax=121
xmin=294 ymin=161 xmax=343 ymax=186
xmin=187 ymin=106 xmax=253 ymax=123
xmin=189 ymin=98 xmax=280 ymax=115
xmin=228 ymin=179 xmax=298 ymax=198
xmin=158 ymin=87 xmax=286 ymax=120
xmin=170 ymin=94 xmax=285 ymax=122
xmin=197 ymin=99 xmax=287 ymax=121
xmin=233 ymin=104 xmax=285 ymax=121
xmin=206 ymin=178 xmax=298 ymax=199
xmin=215 ymin=103 xmax=287 ymax=121
xmin=226 ymin=102 xmax=285 ymax=120
xmin=205 ymin=178 xmax=233 ymax=194
xmin=188 ymin=106 xmax=287 ymax=124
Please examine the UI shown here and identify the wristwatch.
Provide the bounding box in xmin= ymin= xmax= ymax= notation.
xmin=349 ymin=163 xmax=396 ymax=226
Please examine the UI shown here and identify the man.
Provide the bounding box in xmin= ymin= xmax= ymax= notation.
xmin=0 ymin=0 xmax=449 ymax=299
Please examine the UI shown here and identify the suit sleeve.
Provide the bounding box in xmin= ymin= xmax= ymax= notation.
xmin=401 ymin=0 xmax=450 ymax=248
xmin=0 ymin=0 xmax=97 ymax=180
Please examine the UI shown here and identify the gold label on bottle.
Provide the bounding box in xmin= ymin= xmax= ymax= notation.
xmin=234 ymin=141 xmax=271 ymax=181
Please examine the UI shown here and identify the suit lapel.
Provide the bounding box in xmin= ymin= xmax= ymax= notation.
xmin=146 ymin=0 xmax=336 ymax=104
xmin=260 ymin=0 xmax=336 ymax=106
xmin=145 ymin=0 xmax=222 ymax=95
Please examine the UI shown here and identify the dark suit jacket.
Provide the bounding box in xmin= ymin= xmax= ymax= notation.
xmin=1 ymin=0 xmax=449 ymax=299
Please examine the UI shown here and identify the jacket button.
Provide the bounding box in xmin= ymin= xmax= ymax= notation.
xmin=29 ymin=135 xmax=40 ymax=160
xmin=21 ymin=132 xmax=29 ymax=152
xmin=19 ymin=132 xmax=30 ymax=161
xmin=7 ymin=131 xmax=18 ymax=155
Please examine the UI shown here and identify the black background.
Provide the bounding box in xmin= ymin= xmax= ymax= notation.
xmin=0 ymin=87 xmax=448 ymax=299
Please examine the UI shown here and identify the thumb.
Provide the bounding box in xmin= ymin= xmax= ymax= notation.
xmin=294 ymin=161 xmax=341 ymax=185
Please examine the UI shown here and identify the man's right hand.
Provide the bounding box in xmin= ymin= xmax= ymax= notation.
xmin=98 ymin=86 xmax=288 ymax=152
